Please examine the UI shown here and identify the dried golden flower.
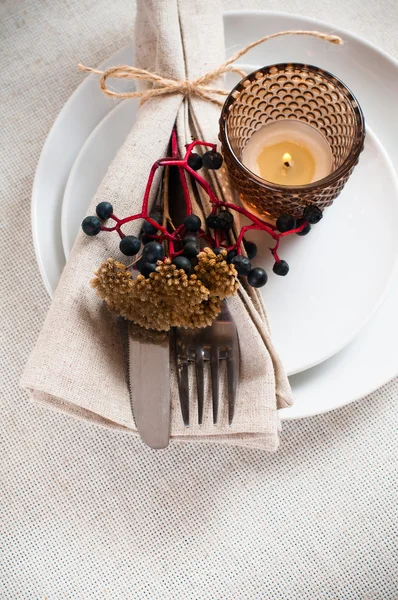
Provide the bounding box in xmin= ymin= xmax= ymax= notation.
xmin=195 ymin=247 xmax=239 ymax=300
xmin=92 ymin=258 xmax=222 ymax=331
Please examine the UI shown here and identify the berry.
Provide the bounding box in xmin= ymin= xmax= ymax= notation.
xmin=276 ymin=213 xmax=296 ymax=233
xmin=141 ymin=233 xmax=154 ymax=245
xmin=184 ymin=214 xmax=201 ymax=232
xmin=296 ymin=219 xmax=311 ymax=236
xmin=248 ymin=267 xmax=268 ymax=288
xmin=82 ymin=216 xmax=101 ymax=236
xmin=202 ymin=150 xmax=223 ymax=170
xmin=172 ymin=256 xmax=192 ymax=275
xmin=182 ymin=233 xmax=198 ymax=245
xmin=303 ymin=205 xmax=323 ymax=224
xmin=226 ymin=249 xmax=237 ymax=264
xmin=96 ymin=201 xmax=113 ymax=220
xmin=207 ymin=211 xmax=234 ymax=231
xmin=207 ymin=211 xmax=234 ymax=230
xmin=183 ymin=241 xmax=200 ymax=258
xmin=213 ymin=247 xmax=224 ymax=255
xmin=243 ymin=239 xmax=257 ymax=260
xmin=143 ymin=213 xmax=162 ymax=235
xmin=206 ymin=213 xmax=221 ymax=230
xmin=142 ymin=241 xmax=164 ymax=263
xmin=218 ymin=211 xmax=234 ymax=231
xmin=273 ymin=260 xmax=290 ymax=276
xmin=119 ymin=235 xmax=141 ymax=256
xmin=140 ymin=262 xmax=157 ymax=278
xmin=231 ymin=255 xmax=252 ymax=276
xmin=187 ymin=153 xmax=203 ymax=171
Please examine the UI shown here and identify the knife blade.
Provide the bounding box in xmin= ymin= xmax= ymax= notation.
xmin=128 ymin=324 xmax=170 ymax=449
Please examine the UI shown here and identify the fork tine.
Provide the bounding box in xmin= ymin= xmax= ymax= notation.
xmin=180 ymin=361 xmax=190 ymax=426
xmin=227 ymin=344 xmax=239 ymax=425
xmin=177 ymin=360 xmax=190 ymax=426
xmin=174 ymin=332 xmax=190 ymax=426
xmin=195 ymin=347 xmax=205 ymax=425
xmin=210 ymin=346 xmax=220 ymax=424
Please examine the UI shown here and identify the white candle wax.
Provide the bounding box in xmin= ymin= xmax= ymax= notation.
xmin=242 ymin=120 xmax=333 ymax=186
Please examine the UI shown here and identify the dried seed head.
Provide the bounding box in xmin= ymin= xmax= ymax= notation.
xmin=92 ymin=257 xmax=225 ymax=330
xmin=195 ymin=248 xmax=239 ymax=300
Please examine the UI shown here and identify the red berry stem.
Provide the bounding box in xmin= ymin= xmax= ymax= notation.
xmin=171 ymin=127 xmax=179 ymax=158
xmin=184 ymin=164 xmax=220 ymax=205
xmin=170 ymin=128 xmax=193 ymax=216
xmin=279 ymin=223 xmax=308 ymax=237
xmin=234 ymin=224 xmax=261 ymax=252
xmin=271 ymin=238 xmax=281 ymax=263
xmin=179 ymin=168 xmax=192 ymax=215
xmin=197 ymin=229 xmax=215 ymax=247
xmin=141 ymin=161 xmax=162 ymax=215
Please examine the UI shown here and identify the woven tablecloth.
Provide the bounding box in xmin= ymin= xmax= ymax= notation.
xmin=1 ymin=1 xmax=398 ymax=598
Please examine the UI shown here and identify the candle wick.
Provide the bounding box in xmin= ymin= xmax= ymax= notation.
xmin=282 ymin=152 xmax=293 ymax=169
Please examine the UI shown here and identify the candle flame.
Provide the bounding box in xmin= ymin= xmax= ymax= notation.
xmin=283 ymin=152 xmax=293 ymax=168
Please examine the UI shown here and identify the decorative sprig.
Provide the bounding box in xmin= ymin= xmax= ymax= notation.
xmin=83 ymin=128 xmax=323 ymax=289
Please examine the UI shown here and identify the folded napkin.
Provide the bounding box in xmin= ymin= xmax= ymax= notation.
xmin=21 ymin=0 xmax=293 ymax=451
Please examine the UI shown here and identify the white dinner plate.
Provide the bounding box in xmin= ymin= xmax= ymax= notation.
xmin=61 ymin=96 xmax=398 ymax=377
xmin=32 ymin=11 xmax=398 ymax=418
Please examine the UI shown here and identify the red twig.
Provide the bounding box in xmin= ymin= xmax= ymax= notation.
xmin=234 ymin=225 xmax=262 ymax=252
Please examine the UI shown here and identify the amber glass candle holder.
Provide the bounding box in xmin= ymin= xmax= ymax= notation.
xmin=219 ymin=63 xmax=365 ymax=220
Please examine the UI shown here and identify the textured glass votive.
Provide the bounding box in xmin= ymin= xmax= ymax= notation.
xmin=219 ymin=63 xmax=365 ymax=220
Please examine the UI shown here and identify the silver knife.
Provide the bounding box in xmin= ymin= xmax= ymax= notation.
xmin=128 ymin=164 xmax=183 ymax=448
xmin=128 ymin=324 xmax=170 ymax=449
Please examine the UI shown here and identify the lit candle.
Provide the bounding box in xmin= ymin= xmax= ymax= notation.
xmin=242 ymin=121 xmax=333 ymax=186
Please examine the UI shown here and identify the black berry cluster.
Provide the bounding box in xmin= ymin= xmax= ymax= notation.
xmin=139 ymin=214 xmax=204 ymax=278
xmin=82 ymin=201 xmax=114 ymax=236
xmin=187 ymin=150 xmax=223 ymax=172
xmin=209 ymin=241 xmax=264 ymax=288
xmin=206 ymin=210 xmax=267 ymax=288
xmin=276 ymin=204 xmax=322 ymax=235
xmin=232 ymin=253 xmax=268 ymax=288
xmin=120 ymin=211 xmax=164 ymax=268
xmin=272 ymin=204 xmax=323 ymax=275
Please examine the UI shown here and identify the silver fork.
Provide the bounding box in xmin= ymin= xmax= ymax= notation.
xmin=173 ymin=301 xmax=240 ymax=426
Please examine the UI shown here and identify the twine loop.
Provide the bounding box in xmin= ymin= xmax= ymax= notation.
xmin=78 ymin=30 xmax=343 ymax=106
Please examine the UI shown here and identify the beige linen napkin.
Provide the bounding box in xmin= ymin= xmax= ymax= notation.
xmin=21 ymin=0 xmax=293 ymax=451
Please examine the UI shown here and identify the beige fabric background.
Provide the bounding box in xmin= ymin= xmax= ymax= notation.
xmin=1 ymin=0 xmax=398 ymax=598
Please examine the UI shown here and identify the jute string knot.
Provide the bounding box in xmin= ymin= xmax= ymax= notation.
xmin=78 ymin=30 xmax=343 ymax=106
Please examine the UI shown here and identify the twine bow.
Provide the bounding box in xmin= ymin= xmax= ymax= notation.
xmin=78 ymin=30 xmax=343 ymax=106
